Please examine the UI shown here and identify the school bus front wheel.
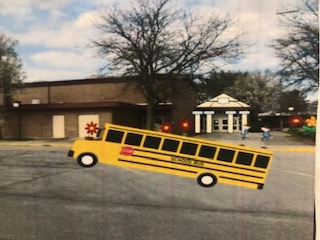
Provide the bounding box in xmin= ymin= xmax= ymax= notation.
xmin=197 ymin=173 xmax=218 ymax=187
xmin=77 ymin=153 xmax=98 ymax=168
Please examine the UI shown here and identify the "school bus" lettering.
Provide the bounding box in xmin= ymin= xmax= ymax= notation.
xmin=172 ymin=156 xmax=204 ymax=167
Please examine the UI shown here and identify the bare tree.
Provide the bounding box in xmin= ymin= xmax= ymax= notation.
xmin=92 ymin=0 xmax=242 ymax=129
xmin=273 ymin=0 xmax=319 ymax=93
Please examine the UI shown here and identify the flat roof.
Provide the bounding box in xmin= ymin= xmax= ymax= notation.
xmin=23 ymin=76 xmax=131 ymax=88
xmin=8 ymin=101 xmax=174 ymax=111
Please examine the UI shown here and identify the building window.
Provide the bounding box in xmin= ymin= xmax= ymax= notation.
xmin=213 ymin=120 xmax=219 ymax=130
xmin=222 ymin=119 xmax=228 ymax=130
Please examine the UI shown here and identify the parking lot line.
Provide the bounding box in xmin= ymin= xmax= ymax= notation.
xmin=120 ymin=166 xmax=147 ymax=175
xmin=271 ymin=168 xmax=314 ymax=178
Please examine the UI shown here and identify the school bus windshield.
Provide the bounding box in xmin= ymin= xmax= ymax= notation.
xmin=96 ymin=128 xmax=105 ymax=139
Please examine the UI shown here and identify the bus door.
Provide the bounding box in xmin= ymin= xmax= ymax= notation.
xmin=100 ymin=128 xmax=126 ymax=164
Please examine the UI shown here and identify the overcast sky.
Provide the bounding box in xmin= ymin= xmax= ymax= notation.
xmin=0 ymin=0 xmax=303 ymax=82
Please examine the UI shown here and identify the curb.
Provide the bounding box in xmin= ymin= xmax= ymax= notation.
xmin=0 ymin=141 xmax=72 ymax=148
xmin=270 ymin=146 xmax=315 ymax=153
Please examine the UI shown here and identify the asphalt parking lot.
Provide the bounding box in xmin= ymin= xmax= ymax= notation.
xmin=0 ymin=131 xmax=315 ymax=240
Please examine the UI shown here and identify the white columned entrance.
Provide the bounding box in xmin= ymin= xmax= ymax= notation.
xmin=194 ymin=94 xmax=250 ymax=134
xmin=225 ymin=111 xmax=236 ymax=133
xmin=204 ymin=111 xmax=215 ymax=133
xmin=192 ymin=111 xmax=203 ymax=133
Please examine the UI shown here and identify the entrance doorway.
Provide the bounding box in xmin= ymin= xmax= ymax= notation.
xmin=53 ymin=115 xmax=65 ymax=138
xmin=212 ymin=115 xmax=228 ymax=132
xmin=212 ymin=114 xmax=241 ymax=132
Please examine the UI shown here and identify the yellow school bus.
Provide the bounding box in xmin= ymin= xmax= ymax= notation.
xmin=68 ymin=123 xmax=273 ymax=190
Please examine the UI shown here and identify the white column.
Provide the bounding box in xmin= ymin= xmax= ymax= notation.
xmin=239 ymin=111 xmax=250 ymax=128
xmin=204 ymin=111 xmax=215 ymax=133
xmin=225 ymin=111 xmax=236 ymax=133
xmin=192 ymin=111 xmax=203 ymax=133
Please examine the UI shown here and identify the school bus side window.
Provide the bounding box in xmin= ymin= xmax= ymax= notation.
xmin=217 ymin=148 xmax=235 ymax=162
xmin=180 ymin=142 xmax=198 ymax=155
xmin=143 ymin=136 xmax=161 ymax=149
xmin=162 ymin=139 xmax=180 ymax=152
xmin=254 ymin=155 xmax=270 ymax=169
xmin=236 ymin=152 xmax=254 ymax=166
xmin=199 ymin=145 xmax=217 ymax=159
xmin=106 ymin=130 xmax=124 ymax=143
xmin=125 ymin=133 xmax=143 ymax=146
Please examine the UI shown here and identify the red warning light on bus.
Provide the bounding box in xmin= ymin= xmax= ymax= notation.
xmin=121 ymin=146 xmax=134 ymax=156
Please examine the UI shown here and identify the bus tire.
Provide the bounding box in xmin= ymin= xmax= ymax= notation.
xmin=77 ymin=153 xmax=98 ymax=168
xmin=197 ymin=173 xmax=217 ymax=187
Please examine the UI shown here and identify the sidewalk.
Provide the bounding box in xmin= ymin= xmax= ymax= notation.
xmin=198 ymin=131 xmax=315 ymax=152
xmin=0 ymin=139 xmax=73 ymax=148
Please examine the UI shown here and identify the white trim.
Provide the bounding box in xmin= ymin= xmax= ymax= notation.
xmin=192 ymin=111 xmax=203 ymax=115
xmin=225 ymin=111 xmax=236 ymax=115
xmin=204 ymin=111 xmax=215 ymax=114
xmin=239 ymin=111 xmax=250 ymax=114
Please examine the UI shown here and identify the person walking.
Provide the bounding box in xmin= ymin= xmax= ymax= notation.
xmin=261 ymin=127 xmax=271 ymax=147
xmin=241 ymin=125 xmax=250 ymax=140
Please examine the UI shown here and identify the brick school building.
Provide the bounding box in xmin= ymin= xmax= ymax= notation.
xmin=1 ymin=76 xmax=198 ymax=139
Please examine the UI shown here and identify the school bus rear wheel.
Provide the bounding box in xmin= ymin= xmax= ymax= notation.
xmin=197 ymin=173 xmax=217 ymax=187
xmin=77 ymin=153 xmax=98 ymax=168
